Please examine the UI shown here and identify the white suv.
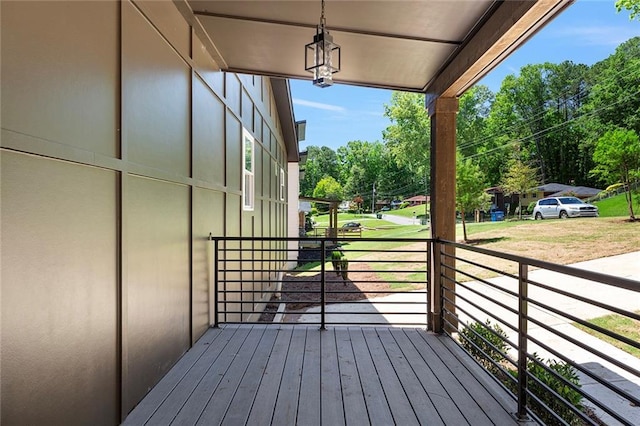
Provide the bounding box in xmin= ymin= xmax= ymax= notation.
xmin=533 ymin=197 xmax=598 ymax=220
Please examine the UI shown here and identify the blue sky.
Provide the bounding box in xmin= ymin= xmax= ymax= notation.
xmin=291 ymin=0 xmax=640 ymax=152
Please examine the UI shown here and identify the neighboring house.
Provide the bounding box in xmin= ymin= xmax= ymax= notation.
xmin=520 ymin=183 xmax=603 ymax=205
xmin=485 ymin=187 xmax=519 ymax=214
xmin=1 ymin=2 xmax=302 ymax=423
xmin=390 ymin=199 xmax=404 ymax=209
xmin=375 ymin=199 xmax=390 ymax=211
xmin=404 ymin=195 xmax=430 ymax=206
xmin=338 ymin=200 xmax=350 ymax=211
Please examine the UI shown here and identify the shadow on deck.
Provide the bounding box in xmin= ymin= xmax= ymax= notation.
xmin=123 ymin=324 xmax=522 ymax=425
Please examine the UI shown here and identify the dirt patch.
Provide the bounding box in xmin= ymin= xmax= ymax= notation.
xmin=258 ymin=262 xmax=396 ymax=322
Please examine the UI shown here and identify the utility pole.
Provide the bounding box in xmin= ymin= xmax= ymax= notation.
xmin=371 ymin=182 xmax=376 ymax=213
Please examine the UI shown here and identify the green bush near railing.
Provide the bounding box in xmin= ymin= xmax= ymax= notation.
xmin=460 ymin=319 xmax=508 ymax=375
xmin=517 ymin=354 xmax=583 ymax=426
xmin=461 ymin=320 xmax=584 ymax=425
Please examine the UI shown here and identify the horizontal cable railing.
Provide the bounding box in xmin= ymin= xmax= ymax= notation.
xmin=211 ymin=236 xmax=430 ymax=328
xmin=437 ymin=239 xmax=640 ymax=425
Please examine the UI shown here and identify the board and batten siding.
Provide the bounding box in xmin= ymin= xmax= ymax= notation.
xmin=0 ymin=0 xmax=289 ymax=423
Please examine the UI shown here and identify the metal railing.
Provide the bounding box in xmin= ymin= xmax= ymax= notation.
xmin=437 ymin=239 xmax=640 ymax=425
xmin=209 ymin=235 xmax=640 ymax=425
xmin=211 ymin=236 xmax=430 ymax=328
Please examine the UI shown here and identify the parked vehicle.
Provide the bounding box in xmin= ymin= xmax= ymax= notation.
xmin=532 ymin=197 xmax=598 ymax=220
xmin=341 ymin=222 xmax=361 ymax=230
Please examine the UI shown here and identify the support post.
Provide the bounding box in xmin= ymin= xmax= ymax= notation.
xmin=428 ymin=97 xmax=459 ymax=333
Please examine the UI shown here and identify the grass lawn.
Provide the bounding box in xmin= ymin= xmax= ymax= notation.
xmin=594 ymin=192 xmax=639 ymax=218
xmin=574 ymin=313 xmax=640 ymax=358
xmin=382 ymin=205 xmax=430 ymax=218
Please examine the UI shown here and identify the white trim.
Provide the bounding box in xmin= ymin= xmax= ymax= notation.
xmin=242 ymin=127 xmax=255 ymax=211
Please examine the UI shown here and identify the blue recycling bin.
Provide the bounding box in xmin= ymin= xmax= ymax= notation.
xmin=490 ymin=210 xmax=504 ymax=221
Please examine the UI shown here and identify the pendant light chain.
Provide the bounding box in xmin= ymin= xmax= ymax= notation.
xmin=320 ymin=0 xmax=326 ymax=28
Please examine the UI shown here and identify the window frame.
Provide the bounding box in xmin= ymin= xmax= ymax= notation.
xmin=279 ymin=167 xmax=285 ymax=201
xmin=242 ymin=127 xmax=255 ymax=211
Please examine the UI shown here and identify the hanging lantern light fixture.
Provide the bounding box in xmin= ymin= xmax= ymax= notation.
xmin=305 ymin=0 xmax=341 ymax=88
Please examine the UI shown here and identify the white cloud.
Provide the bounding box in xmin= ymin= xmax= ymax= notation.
xmin=553 ymin=26 xmax=640 ymax=47
xmin=292 ymin=98 xmax=346 ymax=112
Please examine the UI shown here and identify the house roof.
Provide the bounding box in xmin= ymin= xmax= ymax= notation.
xmin=271 ymin=78 xmax=301 ymax=162
xmin=535 ymin=183 xmax=575 ymax=193
xmin=179 ymin=0 xmax=572 ymax=98
xmin=548 ymin=186 xmax=602 ymax=198
xmin=405 ymin=195 xmax=430 ymax=202
xmin=534 ymin=183 xmax=602 ymax=198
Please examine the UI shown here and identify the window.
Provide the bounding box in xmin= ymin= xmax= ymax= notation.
xmin=242 ymin=128 xmax=254 ymax=211
xmin=279 ymin=167 xmax=285 ymax=201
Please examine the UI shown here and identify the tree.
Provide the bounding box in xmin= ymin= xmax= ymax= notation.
xmin=300 ymin=146 xmax=339 ymax=197
xmin=501 ymin=159 xmax=541 ymax=219
xmin=617 ymin=0 xmax=640 ymax=20
xmin=456 ymin=155 xmax=490 ymax=242
xmin=457 ymin=85 xmax=494 ymax=158
xmin=591 ymin=128 xmax=640 ymax=220
xmin=483 ymin=62 xmax=593 ymax=187
xmin=337 ymin=140 xmax=384 ymax=201
xmin=383 ymin=92 xmax=431 ymax=187
xmin=586 ymin=37 xmax=640 ymax=136
xmin=312 ymin=176 xmax=344 ymax=203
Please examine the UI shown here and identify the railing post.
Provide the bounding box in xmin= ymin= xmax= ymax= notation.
xmin=213 ymin=238 xmax=219 ymax=328
xmin=426 ymin=240 xmax=431 ymax=329
xmin=320 ymin=240 xmax=326 ymax=330
xmin=429 ymin=239 xmax=443 ymax=333
xmin=517 ymin=261 xmax=529 ymax=421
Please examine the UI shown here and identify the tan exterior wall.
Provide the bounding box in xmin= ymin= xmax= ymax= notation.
xmin=1 ymin=0 xmax=289 ymax=423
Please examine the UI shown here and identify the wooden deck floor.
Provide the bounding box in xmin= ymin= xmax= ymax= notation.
xmin=123 ymin=325 xmax=521 ymax=425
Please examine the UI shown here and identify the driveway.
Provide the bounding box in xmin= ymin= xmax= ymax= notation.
xmin=371 ymin=212 xmax=425 ymax=226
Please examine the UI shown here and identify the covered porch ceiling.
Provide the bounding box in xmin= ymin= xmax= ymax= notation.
xmin=180 ymin=0 xmax=573 ymax=99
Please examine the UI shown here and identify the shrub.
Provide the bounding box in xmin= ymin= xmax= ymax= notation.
xmin=460 ymin=319 xmax=508 ymax=374
xmin=310 ymin=208 xmax=318 ymax=216
xmin=330 ymin=250 xmax=348 ymax=280
xmin=522 ymin=354 xmax=583 ymax=425
xmin=527 ymin=201 xmax=537 ymax=214
xmin=462 ymin=321 xmax=584 ymax=424
xmin=400 ymin=202 xmax=410 ymax=209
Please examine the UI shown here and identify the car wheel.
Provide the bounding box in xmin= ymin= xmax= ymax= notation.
xmin=535 ymin=212 xmax=542 ymax=220
xmin=559 ymin=210 xmax=568 ymax=219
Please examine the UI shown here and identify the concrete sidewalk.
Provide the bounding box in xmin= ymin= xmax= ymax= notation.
xmin=292 ymin=251 xmax=640 ymax=425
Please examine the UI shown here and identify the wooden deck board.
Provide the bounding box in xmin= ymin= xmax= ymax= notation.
xmin=297 ymin=327 xmax=321 ymax=425
xmin=123 ymin=325 xmax=520 ymax=426
xmin=220 ymin=328 xmax=279 ymax=425
xmin=198 ymin=327 xmax=276 ymax=425
xmin=271 ymin=327 xmax=307 ymax=425
xmin=171 ymin=327 xmax=253 ymax=425
xmin=245 ymin=327 xmax=294 ymax=426
xmin=320 ymin=330 xmax=346 ymax=426
xmin=334 ymin=328 xmax=369 ymax=426
xmin=407 ymin=328 xmax=495 ymax=426
xmin=347 ymin=328 xmax=396 ymax=426
xmin=375 ymin=328 xmax=443 ymax=425
xmin=388 ymin=328 xmax=468 ymax=425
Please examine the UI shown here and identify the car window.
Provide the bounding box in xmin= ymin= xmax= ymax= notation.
xmin=559 ymin=197 xmax=582 ymax=204
xmin=548 ymin=199 xmax=558 ymax=205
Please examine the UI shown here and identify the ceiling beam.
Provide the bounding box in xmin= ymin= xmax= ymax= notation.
xmin=425 ymin=0 xmax=574 ymax=111
xmin=192 ymin=11 xmax=462 ymax=46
